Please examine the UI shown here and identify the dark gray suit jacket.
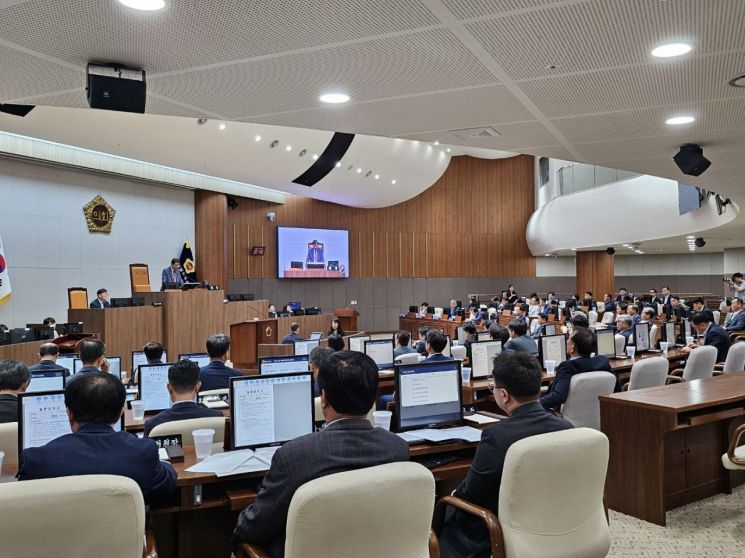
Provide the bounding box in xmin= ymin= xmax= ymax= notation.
xmin=232 ymin=418 xmax=409 ymax=558
xmin=439 ymin=402 xmax=572 ymax=558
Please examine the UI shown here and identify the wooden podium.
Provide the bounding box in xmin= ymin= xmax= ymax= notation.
xmin=231 ymin=319 xmax=278 ymax=369
xmin=334 ymin=308 xmax=360 ymax=332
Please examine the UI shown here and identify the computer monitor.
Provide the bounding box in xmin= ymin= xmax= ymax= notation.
xmin=348 ymin=335 xmax=370 ymax=352
xmin=634 ymin=322 xmax=651 ymax=352
xmin=229 ymin=372 xmax=314 ymax=450
xmin=178 ymin=352 xmax=211 ymax=368
xmin=470 ymin=340 xmax=502 ymax=379
xmin=294 ymin=340 xmax=320 ymax=356
xmin=18 ymin=390 xmax=124 ymax=464
xmin=456 ymin=326 xmax=466 ymax=344
xmin=476 ymin=331 xmax=491 ymax=341
xmin=545 ymin=324 xmax=557 ymax=336
xmin=138 ymin=363 xmax=174 ymax=413
xmin=364 ymin=339 xmax=395 ymax=370
xmin=683 ymin=318 xmax=692 ymax=340
xmin=132 ymin=350 xmax=168 ymax=376
xmin=369 ymin=333 xmax=396 ymax=341
xmin=56 ymin=354 xmax=78 ymax=376
xmin=259 ymin=355 xmax=310 ymax=375
xmin=663 ymin=321 xmax=676 ymax=345
xmin=287 ymin=301 xmax=302 ymax=312
xmin=10 ymin=328 xmax=32 ymax=344
xmin=308 ymin=332 xmax=323 ymax=341
xmin=57 ymin=322 xmax=83 ymax=335
xmin=442 ymin=334 xmax=452 ymax=357
xmin=596 ymin=329 xmax=616 ymax=358
xmin=394 ymin=361 xmax=463 ymax=432
xmin=73 ymin=356 xmax=120 ymax=378
xmin=27 ymin=325 xmax=55 ymax=341
xmin=26 ymin=369 xmax=65 ymax=393
xmin=538 ymin=334 xmax=567 ymax=366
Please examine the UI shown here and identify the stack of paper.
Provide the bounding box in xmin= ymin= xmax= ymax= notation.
xmin=464 ymin=413 xmax=501 ymax=425
xmin=185 ymin=447 xmax=281 ymax=477
xmin=398 ymin=426 xmax=483 ymax=443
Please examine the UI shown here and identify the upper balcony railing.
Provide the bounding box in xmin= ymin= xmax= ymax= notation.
xmin=556 ymin=163 xmax=640 ymax=196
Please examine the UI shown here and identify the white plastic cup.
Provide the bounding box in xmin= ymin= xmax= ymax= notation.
xmin=686 ymin=336 xmax=695 ymax=346
xmin=545 ymin=360 xmax=556 ymax=376
xmin=461 ymin=367 xmax=472 ymax=385
xmin=660 ymin=341 xmax=669 ymax=354
xmin=193 ymin=428 xmax=216 ymax=459
xmin=0 ymin=450 xmax=4 ymax=475
xmin=130 ymin=400 xmax=145 ymax=421
xmin=372 ymin=410 xmax=393 ymax=431
xmin=626 ymin=346 xmax=636 ymax=359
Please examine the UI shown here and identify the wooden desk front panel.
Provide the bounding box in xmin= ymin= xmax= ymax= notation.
xmin=399 ymin=315 xmax=461 ymax=340
xmin=276 ymin=313 xmax=334 ymax=339
xmin=0 ymin=339 xmax=47 ymax=365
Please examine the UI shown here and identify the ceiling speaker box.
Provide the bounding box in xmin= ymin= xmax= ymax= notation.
xmin=673 ymin=144 xmax=711 ymax=177
xmin=87 ymin=65 xmax=146 ymax=114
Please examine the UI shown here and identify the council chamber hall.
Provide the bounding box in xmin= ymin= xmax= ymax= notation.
xmin=1 ymin=1 xmax=745 ymax=557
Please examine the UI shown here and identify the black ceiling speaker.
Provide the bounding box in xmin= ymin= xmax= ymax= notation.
xmin=87 ymin=63 xmax=146 ymax=114
xmin=227 ymin=196 xmax=239 ymax=210
xmin=0 ymin=104 xmax=35 ymax=117
xmin=695 ymin=237 xmax=706 ymax=248
xmin=606 ymin=247 xmax=616 ymax=255
xmin=673 ymin=144 xmax=711 ymax=177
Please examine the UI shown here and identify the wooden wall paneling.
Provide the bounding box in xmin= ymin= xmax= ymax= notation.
xmin=373 ymin=231 xmax=387 ymax=278
xmin=195 ymin=191 xmax=228 ymax=288
xmin=358 ymin=232 xmax=375 ymax=277
xmin=400 ymin=232 xmax=414 ymax=278
xmin=231 ymin=224 xmax=249 ymax=279
xmin=386 ymin=232 xmax=401 ymax=278
xmin=576 ymin=251 xmax=615 ymax=299
xmin=348 ymin=231 xmax=361 ymax=279
xmin=263 ymin=225 xmax=276 ymax=278
xmin=0 ymin=340 xmax=47 ymax=366
xmin=413 ymin=232 xmax=428 ymax=277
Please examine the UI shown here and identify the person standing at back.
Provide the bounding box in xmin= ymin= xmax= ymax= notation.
xmin=199 ymin=334 xmax=242 ymax=390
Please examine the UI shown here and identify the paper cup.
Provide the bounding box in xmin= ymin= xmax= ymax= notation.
xmin=130 ymin=400 xmax=145 ymax=421
xmin=660 ymin=341 xmax=669 ymax=354
xmin=193 ymin=428 xmax=215 ymax=459
xmin=461 ymin=367 xmax=472 ymax=385
xmin=372 ymin=410 xmax=392 ymax=431
xmin=626 ymin=346 xmax=636 ymax=359
xmin=686 ymin=336 xmax=695 ymax=346
xmin=545 ymin=360 xmax=556 ymax=376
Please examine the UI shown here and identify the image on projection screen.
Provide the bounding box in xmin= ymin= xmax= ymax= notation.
xmin=277 ymin=227 xmax=349 ymax=279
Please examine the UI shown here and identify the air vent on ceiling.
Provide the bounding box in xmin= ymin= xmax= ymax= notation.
xmin=449 ymin=127 xmax=502 ymax=141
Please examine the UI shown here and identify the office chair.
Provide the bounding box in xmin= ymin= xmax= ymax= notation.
xmin=396 ymin=352 xmax=421 ymax=365
xmin=723 ymin=424 xmax=745 ymax=471
xmin=622 ymin=357 xmax=668 ymax=391
xmin=239 ymin=462 xmax=436 ymax=558
xmin=450 ymin=345 xmax=467 ymax=361
xmin=67 ymin=287 xmax=89 ymax=310
xmin=714 ymin=341 xmax=745 ymax=374
xmin=148 ymin=416 xmax=226 ymax=445
xmin=668 ymin=345 xmax=717 ymax=382
xmin=314 ymin=398 xmax=375 ymax=425
xmin=0 ymin=475 xmax=150 ymax=558
xmin=587 ymin=311 xmax=598 ymax=326
xmin=433 ymin=428 xmax=610 ymax=558
xmin=0 ymin=422 xmax=18 ymax=466
xmin=602 ymin=312 xmax=615 ymax=325
xmin=561 ymin=372 xmax=616 ymax=429
xmin=614 ymin=334 xmax=626 ymax=355
xmin=713 ymin=310 xmax=721 ymax=325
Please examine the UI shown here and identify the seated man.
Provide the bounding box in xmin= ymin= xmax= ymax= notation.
xmin=0 ymin=360 xmax=30 ymax=423
xmin=306 ymin=239 xmax=324 ymax=265
xmin=666 ymin=295 xmax=685 ymax=319
xmin=615 ymin=288 xmax=629 ymax=303
xmin=19 ymin=373 xmax=176 ymax=504
xmin=489 ymin=323 xmax=509 ymax=345
xmin=281 ymin=322 xmax=303 ymax=344
xmin=724 ymin=297 xmax=745 ymax=332
xmin=616 ymin=316 xmax=634 ymax=345
xmin=309 ymin=346 xmax=334 ymax=397
xmin=540 ymin=328 xmax=615 ymax=412
xmin=199 ymin=334 xmax=242 ymax=391
xmin=89 ymin=288 xmax=111 ymax=309
xmin=462 ymin=323 xmax=479 ymax=360
xmin=29 ymin=343 xmax=67 ymax=376
xmin=144 ymin=360 xmax=223 ymax=437
xmin=232 ymin=351 xmax=409 ymax=557
xmin=393 ymin=331 xmax=417 ymax=359
xmin=143 ymin=341 xmax=166 ymax=364
xmin=447 ymin=299 xmax=461 ymax=320
xmin=67 ymin=339 xmax=109 ymax=384
xmin=415 ymin=326 xmax=430 ymax=355
xmin=424 ymin=330 xmax=454 ymax=362
xmin=627 ymin=304 xmax=641 ymax=325
xmin=438 ymin=352 xmax=573 ymax=558
xmin=682 ymin=313 xmax=731 ymax=363
xmin=531 ymin=313 xmax=549 ymax=339
xmin=503 ymin=320 xmax=538 ymax=356
xmin=327 ymin=333 xmax=345 ymax=352
xmin=582 ymin=291 xmax=595 ymax=310
xmin=689 ymin=297 xmax=715 ymax=323
xmin=602 ymin=293 xmax=617 ymax=313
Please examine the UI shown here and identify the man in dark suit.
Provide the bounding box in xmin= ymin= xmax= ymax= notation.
xmin=683 ymin=313 xmax=731 ymax=362
xmin=0 ymin=360 xmax=30 ymax=423
xmin=424 ymin=330 xmax=454 ymax=362
xmin=724 ymin=297 xmax=745 ymax=333
xmin=415 ymin=326 xmax=430 ymax=355
xmin=232 ymin=351 xmax=409 ymax=558
xmin=67 ymin=339 xmax=110 ymax=384
xmin=602 ymin=293 xmax=617 ymax=313
xmin=161 ymin=258 xmax=185 ymax=290
xmin=438 ymin=352 xmax=573 ymax=558
xmin=144 ymin=360 xmax=222 ymax=437
xmin=648 ymin=288 xmax=663 ymax=306
xmin=615 ymin=288 xmax=628 ymax=303
xmin=690 ymin=297 xmax=715 ymax=323
xmin=504 ymin=320 xmax=538 ymax=356
xmin=19 ymin=373 xmax=176 ymax=504
xmin=531 ymin=313 xmax=549 ymax=339
xmin=89 ymin=288 xmax=111 ymax=309
xmin=28 ymin=343 xmax=68 ymax=376
xmin=462 ymin=323 xmax=478 ymax=360
xmin=661 ymin=286 xmax=671 ymax=306
xmin=540 ymin=328 xmax=616 ymax=411
xmin=199 ymin=334 xmax=242 ymax=391
xmin=281 ymin=322 xmax=303 ymax=344
xmin=306 ymin=239 xmax=324 ymax=264
xmin=616 ymin=316 xmax=634 ymax=346
xmin=447 ymin=299 xmax=461 ymax=320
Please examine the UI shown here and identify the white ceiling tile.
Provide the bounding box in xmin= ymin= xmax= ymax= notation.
xmin=0 ymin=45 xmax=81 ymax=100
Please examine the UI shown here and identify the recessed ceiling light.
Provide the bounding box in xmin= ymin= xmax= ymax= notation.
xmin=319 ymin=92 xmax=350 ymax=104
xmin=651 ymin=43 xmax=692 ymax=58
xmin=434 ymin=141 xmax=440 ymax=146
xmin=117 ymin=0 xmax=165 ymax=10
xmin=391 ymin=179 xmax=397 ymax=185
xmin=446 ymin=148 xmax=451 ymax=153
xmin=254 ymin=135 xmax=262 ymax=142
xmin=374 ymin=174 xmax=380 ymax=180
xmin=335 ymin=162 xmax=341 ymax=168
xmin=356 ymin=168 xmax=362 ymax=174
xmin=666 ymin=116 xmax=695 ymax=125
xmin=218 ymin=122 xmax=226 ymax=131
xmin=686 ymin=235 xmax=695 ymax=239
xmin=285 ymin=145 xmax=292 ymax=152
xmin=312 ymin=154 xmax=319 ymax=160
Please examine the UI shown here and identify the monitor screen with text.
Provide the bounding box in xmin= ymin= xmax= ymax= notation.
xmin=56 ymin=354 xmax=77 ymax=376
xmin=259 ymin=355 xmax=309 ymax=375
xmin=132 ymin=350 xmax=168 ymax=375
xmin=634 ymin=322 xmax=651 ymax=352
xmin=596 ymin=329 xmax=616 ymax=358
xmin=395 ymin=361 xmax=462 ymax=431
xmin=73 ymin=356 xmax=121 ymax=378
xmin=348 ymin=335 xmax=370 ymax=352
xmin=539 ymin=334 xmax=567 ymax=366
xmin=26 ymin=369 xmax=65 ymax=393
xmin=294 ymin=340 xmax=320 ymax=356
xmin=230 ymin=372 xmax=314 ymax=450
xmin=364 ymin=339 xmax=395 ymax=370
xmin=138 ymin=363 xmax=173 ymax=412
xmin=470 ymin=340 xmax=502 ymax=379
xmin=178 ymin=353 xmax=211 ymax=368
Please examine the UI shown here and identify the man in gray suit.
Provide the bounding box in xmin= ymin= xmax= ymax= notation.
xmin=231 ymin=351 xmax=410 ymax=558
xmin=503 ymin=319 xmax=539 ymax=356
xmin=724 ymin=297 xmax=745 ymax=333
xmin=161 ymin=258 xmax=184 ymax=290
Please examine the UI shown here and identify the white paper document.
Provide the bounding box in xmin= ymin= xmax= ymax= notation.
xmin=397 ymin=432 xmax=426 ymax=443
xmin=463 ymin=413 xmax=501 ymax=425
xmin=185 ymin=449 xmax=256 ymax=474
xmin=404 ymin=426 xmax=483 ymax=443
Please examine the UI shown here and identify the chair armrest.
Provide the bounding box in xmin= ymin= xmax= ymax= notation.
xmin=666 ymin=375 xmax=685 ymax=384
xmin=727 ymin=424 xmax=745 ymax=467
xmin=714 ymin=363 xmax=725 ymax=371
xmin=429 ymin=530 xmax=439 ymax=558
xmin=433 ymin=496 xmax=505 ymax=558
xmin=669 ymin=368 xmax=684 ymax=377
xmin=143 ymin=528 xmax=158 ymax=558
xmin=621 ymin=383 xmax=630 ymax=391
xmin=239 ymin=544 xmax=271 ymax=558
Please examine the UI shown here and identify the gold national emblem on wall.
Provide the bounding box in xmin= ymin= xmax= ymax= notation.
xmin=83 ymin=195 xmax=116 ymax=234
xmin=265 ymin=326 xmax=273 ymax=338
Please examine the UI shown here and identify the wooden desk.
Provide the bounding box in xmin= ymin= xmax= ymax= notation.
xmin=600 ymin=373 xmax=745 ymax=526
xmin=399 ymin=314 xmax=461 ymax=340
xmin=0 ymin=339 xmax=49 ymax=365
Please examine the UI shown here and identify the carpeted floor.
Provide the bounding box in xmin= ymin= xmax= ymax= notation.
xmin=608 ymin=485 xmax=745 ymax=557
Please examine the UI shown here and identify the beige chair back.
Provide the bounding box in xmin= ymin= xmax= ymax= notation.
xmin=498 ymin=428 xmax=610 ymax=558
xmin=682 ymin=345 xmax=717 ymax=381
xmin=199 ymin=388 xmax=229 ymax=398
xmin=129 ymin=263 xmax=151 ymax=294
xmin=0 ymin=475 xmax=145 ymax=558
xmin=67 ymin=287 xmax=88 ymax=310
xmin=284 ymin=462 xmax=434 ymax=558
xmin=450 ymin=345 xmax=467 ymax=361
xmin=587 ymin=311 xmax=598 ymax=326
xmin=713 ymin=310 xmax=721 ymax=325
xmin=614 ymin=334 xmax=625 ymax=355
xmin=148 ymin=416 xmax=226 ymax=445
xmin=0 ymin=422 xmax=18 ymax=465
xmin=722 ymin=341 xmax=745 ymax=373
xmin=396 ymin=352 xmax=421 ymax=365
xmin=627 ymin=356 xmax=668 ymax=390
xmin=313 ymin=398 xmax=374 ymax=425
xmin=649 ymin=324 xmax=658 ymax=347
xmin=561 ymin=371 xmax=616 ymax=429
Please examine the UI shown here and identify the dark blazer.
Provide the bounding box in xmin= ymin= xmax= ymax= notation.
xmin=161 ymin=266 xmax=185 ymax=290
xmin=29 ymin=359 xmax=69 ymax=377
xmin=232 ymin=418 xmax=409 ymax=558
xmin=424 ymin=353 xmax=455 ymax=362
xmin=89 ymin=298 xmax=111 ymax=309
xmin=448 ymin=307 xmax=461 ymax=319
xmin=703 ymin=324 xmax=731 ymax=362
xmin=0 ymin=394 xmax=18 ymax=423
xmin=199 ymin=361 xmax=243 ymax=391
xmin=691 ymin=308 xmax=715 ymax=323
xmin=19 ymin=422 xmax=177 ymax=504
xmin=439 ymin=402 xmax=572 ymax=558
xmin=415 ymin=340 xmax=427 ymax=355
xmin=604 ymin=300 xmax=617 ymax=313
xmin=144 ymin=401 xmax=223 ymax=437
xmin=66 ymin=365 xmax=101 ymax=385
xmin=281 ymin=332 xmax=303 ymax=345
xmin=463 ymin=334 xmax=479 ymax=360
xmin=540 ymin=355 xmax=615 ymax=411
xmin=504 ymin=335 xmax=538 ymax=356
xmin=724 ymin=310 xmax=745 ymax=332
